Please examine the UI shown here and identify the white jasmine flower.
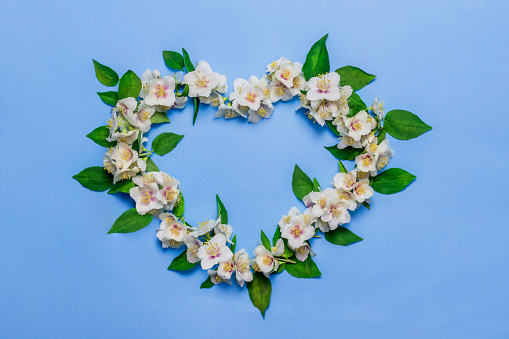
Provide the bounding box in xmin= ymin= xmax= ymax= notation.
xmin=214 ymin=103 xmax=242 ymax=119
xmin=215 ymin=74 xmax=228 ymax=94
xmin=156 ymin=213 xmax=188 ymax=248
xmin=144 ymin=76 xmax=176 ymax=107
xmin=253 ymin=245 xmax=278 ymax=277
xmin=183 ymin=234 xmax=202 ymax=263
xmin=125 ymin=101 xmax=155 ymax=133
xmin=132 ymin=172 xmax=158 ymax=187
xmin=191 ymin=217 xmax=220 ymax=237
xmin=217 ymin=259 xmax=235 ymax=280
xmin=321 ymin=202 xmax=350 ymax=231
xmin=280 ymin=210 xmax=315 ymax=250
xmin=214 ymin=223 xmax=233 ymax=240
xmin=172 ymin=96 xmax=188 ymax=109
xmin=271 ymin=238 xmax=285 ymax=256
xmin=332 ymin=171 xmax=357 ymax=191
xmin=307 ymin=188 xmax=337 ymax=219
xmin=352 ymin=179 xmax=374 ymax=203
xmin=266 ymin=57 xmax=286 ymax=74
xmin=103 ymin=142 xmax=139 ymax=183
xmin=288 ymin=73 xmax=306 ymax=96
xmin=116 ymin=97 xmax=137 ymax=117
xmin=197 ymin=234 xmax=233 ymax=270
xmin=306 ymin=72 xmax=341 ymax=101
xmin=274 ymin=60 xmax=303 ymax=88
xmin=233 ymin=249 xmax=253 ymax=287
xmin=374 ymin=146 xmax=394 ymax=175
xmin=294 ymin=242 xmax=316 ymax=262
xmin=140 ymin=69 xmax=161 ymax=98
xmin=336 ymin=189 xmax=357 ymax=211
xmin=200 ymin=91 xmax=224 ymax=107
xmin=344 ymin=111 xmax=374 ymax=141
xmin=334 ymin=86 xmax=353 ymax=116
xmin=248 ymin=102 xmax=274 ymax=124
xmin=309 ymin=100 xmax=338 ymax=126
xmin=371 ymin=96 xmax=385 ymax=118
xmin=355 ymin=153 xmax=377 ymax=173
xmin=129 ymin=182 xmax=164 ymax=215
xmin=208 ymin=269 xmax=232 ymax=285
xmin=182 ymin=60 xmax=221 ymax=98
xmin=155 ymin=173 xmax=180 ymax=211
xmin=268 ymin=80 xmax=294 ymax=102
xmin=229 ymin=78 xmax=263 ymax=111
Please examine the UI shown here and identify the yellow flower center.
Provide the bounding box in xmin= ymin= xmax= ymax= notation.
xmin=140 ymin=191 xmax=152 ymax=204
xmin=246 ymin=92 xmax=257 ymax=103
xmin=290 ymin=225 xmax=303 ymax=237
xmin=280 ymin=69 xmax=291 ymax=80
xmin=362 ymin=156 xmax=373 ymax=168
xmin=195 ymin=76 xmax=208 ymax=88
xmin=154 ymin=85 xmax=167 ymax=98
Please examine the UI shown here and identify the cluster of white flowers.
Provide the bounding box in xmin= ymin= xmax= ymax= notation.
xmin=211 ymin=57 xmax=305 ymax=124
xmin=129 ymin=171 xmax=181 ymax=215
xmin=103 ymin=69 xmax=187 ymax=183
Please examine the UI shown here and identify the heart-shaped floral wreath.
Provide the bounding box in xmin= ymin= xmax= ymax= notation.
xmin=73 ymin=34 xmax=432 ymax=316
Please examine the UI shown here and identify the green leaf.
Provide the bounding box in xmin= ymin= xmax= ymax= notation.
xmin=292 ymin=164 xmax=313 ymax=200
xmin=200 ymin=276 xmax=214 ymax=289
xmin=230 ymin=235 xmax=237 ymax=253
xmin=325 ymin=145 xmax=363 ymax=161
xmin=274 ymin=263 xmax=285 ymax=274
xmin=216 ymin=195 xmax=228 ymax=224
xmin=108 ymin=179 xmax=135 ymax=194
xmin=145 ymin=157 xmax=159 ymax=172
xmin=384 ymin=110 xmax=432 ymax=140
xmin=92 ymin=60 xmax=119 ymax=87
xmin=272 ymin=227 xmax=281 ymax=246
xmin=172 ymin=192 xmax=184 ymax=218
xmin=247 ymin=272 xmax=272 ymax=317
xmin=162 ymin=51 xmax=185 ymax=71
xmin=260 ymin=230 xmax=271 ymax=251
xmin=377 ymin=129 xmax=387 ymax=144
xmin=97 ymin=91 xmax=118 ymax=106
xmin=150 ymin=112 xmax=170 ymax=124
xmin=362 ymin=201 xmax=370 ymax=210
xmin=182 ymin=48 xmax=195 ymax=72
xmin=86 ymin=126 xmax=116 ymax=148
xmin=152 ymin=132 xmax=184 ymax=155
xmin=168 ymin=250 xmax=197 ymax=271
xmin=371 ymin=168 xmax=416 ymax=194
xmin=312 ymin=178 xmax=321 ymax=192
xmin=335 ymin=66 xmax=376 ymax=91
xmin=285 ymin=256 xmax=321 ymax=278
xmin=325 ymin=227 xmax=363 ymax=246
xmin=181 ymin=84 xmax=189 ymax=97
xmin=347 ymin=92 xmax=368 ymax=118
xmin=73 ymin=166 xmax=112 ymax=192
xmin=283 ymin=239 xmax=294 ymax=258
xmin=326 ymin=120 xmax=340 ymax=136
xmin=118 ymin=70 xmax=142 ymax=100
xmin=302 ymin=34 xmax=330 ymax=80
xmin=107 ymin=208 xmax=153 ymax=234
xmin=192 ymin=97 xmax=200 ymax=125
xmin=338 ymin=160 xmax=348 ymax=173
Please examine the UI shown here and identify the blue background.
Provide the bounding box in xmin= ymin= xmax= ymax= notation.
xmin=1 ymin=0 xmax=508 ymax=337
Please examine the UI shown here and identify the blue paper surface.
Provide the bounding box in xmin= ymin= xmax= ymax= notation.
xmin=1 ymin=0 xmax=508 ymax=337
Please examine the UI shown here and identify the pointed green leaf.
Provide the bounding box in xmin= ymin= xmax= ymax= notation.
xmin=292 ymin=164 xmax=313 ymax=200
xmin=272 ymin=227 xmax=281 ymax=246
xmin=260 ymin=230 xmax=271 ymax=251
xmin=336 ymin=66 xmax=376 ymax=91
xmin=377 ymin=129 xmax=386 ymax=144
xmin=325 ymin=145 xmax=363 ymax=161
xmin=247 ymin=272 xmax=272 ymax=317
xmin=182 ymin=48 xmax=195 ymax=72
xmin=150 ymin=112 xmax=170 ymax=124
xmin=371 ymin=168 xmax=416 ymax=194
xmin=162 ymin=51 xmax=184 ymax=71
xmin=312 ymin=178 xmax=321 ymax=192
xmin=107 ymin=208 xmax=153 ymax=234
xmin=73 ymin=166 xmax=112 ymax=192
xmin=152 ymin=132 xmax=184 ymax=155
xmin=338 ymin=160 xmax=348 ymax=173
xmin=192 ymin=97 xmax=200 ymax=125
xmin=145 ymin=157 xmax=159 ymax=172
xmin=302 ymin=34 xmax=330 ymax=80
xmin=97 ymin=91 xmax=118 ymax=106
xmin=274 ymin=263 xmax=286 ymax=274
xmin=285 ymin=256 xmax=321 ymax=278
xmin=86 ymin=126 xmax=116 ymax=148
xmin=230 ymin=235 xmax=237 ymax=253
xmin=181 ymin=84 xmax=189 ymax=97
xmin=384 ymin=110 xmax=432 ymax=140
xmin=216 ymin=195 xmax=228 ymax=224
xmin=347 ymin=92 xmax=368 ymax=117
xmin=362 ymin=201 xmax=370 ymax=210
xmin=168 ymin=250 xmax=198 ymax=271
xmin=172 ymin=192 xmax=184 ymax=218
xmin=326 ymin=120 xmax=340 ymax=136
xmin=118 ymin=70 xmax=141 ymax=100
xmin=200 ymin=276 xmax=214 ymax=289
xmin=108 ymin=179 xmax=135 ymax=194
xmin=92 ymin=60 xmax=119 ymax=87
xmin=325 ymin=227 xmax=363 ymax=246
